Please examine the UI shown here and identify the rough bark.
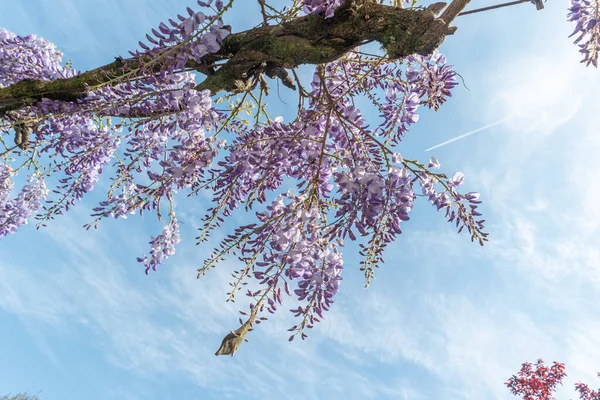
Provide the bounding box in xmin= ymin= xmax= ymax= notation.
xmin=0 ymin=0 xmax=470 ymax=116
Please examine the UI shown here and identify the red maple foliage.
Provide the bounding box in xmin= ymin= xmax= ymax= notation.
xmin=506 ymin=359 xmax=600 ymax=400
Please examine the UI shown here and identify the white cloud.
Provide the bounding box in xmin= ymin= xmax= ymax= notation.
xmin=2 ymin=2 xmax=600 ymax=400
xmin=0 ymin=211 xmax=428 ymax=400
xmin=563 ymin=114 xmax=600 ymax=236
xmin=317 ymin=284 xmax=569 ymax=400
xmin=564 ymin=322 xmax=600 ymax=388
xmin=487 ymin=54 xmax=590 ymax=138
xmin=429 ymin=15 xmax=600 ymax=398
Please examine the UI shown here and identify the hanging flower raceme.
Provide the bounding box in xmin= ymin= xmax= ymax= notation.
xmin=407 ymin=50 xmax=458 ymax=111
xmin=312 ymin=49 xmax=457 ymax=144
xmin=0 ymin=1 xmax=228 ymax=251
xmin=138 ymin=214 xmax=181 ymax=274
xmin=0 ymin=164 xmax=14 ymax=204
xmin=0 ymin=172 xmax=48 ymax=238
xmin=198 ymin=191 xmax=344 ymax=340
xmin=131 ymin=0 xmax=230 ymax=73
xmin=0 ymin=0 xmax=492 ymax=352
xmin=568 ymin=0 xmax=600 ymax=67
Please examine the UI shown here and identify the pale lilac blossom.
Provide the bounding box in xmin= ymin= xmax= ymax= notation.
xmin=139 ymin=215 xmax=181 ymax=274
xmin=0 ymin=164 xmax=14 ymax=204
xmin=428 ymin=156 xmax=441 ymax=169
xmin=0 ymin=27 xmax=77 ymax=87
xmin=0 ymin=173 xmax=48 ymax=238
xmin=0 ymin=0 xmax=492 ymax=343
xmin=568 ymin=0 xmax=600 ymax=66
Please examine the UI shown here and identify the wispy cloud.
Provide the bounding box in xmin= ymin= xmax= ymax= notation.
xmin=483 ymin=36 xmax=594 ymax=141
xmin=0 ymin=211 xmax=428 ymax=400
xmin=2 ymin=2 xmax=600 ymax=400
xmin=318 ymin=281 xmax=564 ymax=399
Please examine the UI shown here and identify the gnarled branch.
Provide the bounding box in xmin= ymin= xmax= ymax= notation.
xmin=0 ymin=0 xmax=469 ymax=116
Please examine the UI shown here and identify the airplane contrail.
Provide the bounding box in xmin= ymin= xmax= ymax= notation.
xmin=425 ymin=115 xmax=513 ymax=152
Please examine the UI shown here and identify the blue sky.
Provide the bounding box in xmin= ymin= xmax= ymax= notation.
xmin=1 ymin=0 xmax=599 ymax=399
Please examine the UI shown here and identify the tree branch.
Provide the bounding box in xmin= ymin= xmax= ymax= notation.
xmin=0 ymin=0 xmax=468 ymax=115
xmin=440 ymin=0 xmax=471 ymax=21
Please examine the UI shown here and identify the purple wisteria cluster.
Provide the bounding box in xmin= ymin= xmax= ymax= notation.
xmin=419 ymin=159 xmax=485 ymax=239
xmin=194 ymin=50 xmax=485 ymax=336
xmin=0 ymin=27 xmax=77 ymax=87
xmin=310 ymin=49 xmax=457 ymax=144
xmin=0 ymin=0 xmax=229 ymax=267
xmin=205 ymin=193 xmax=344 ymax=340
xmin=568 ymin=0 xmax=600 ymax=67
xmin=131 ymin=0 xmax=230 ymax=73
xmin=406 ymin=51 xmax=458 ymax=111
xmin=1 ymin=0 xmax=494 ymax=347
xmin=0 ymin=168 xmax=48 ymax=238
xmin=37 ymin=108 xmax=121 ymax=202
xmin=85 ymin=75 xmax=220 ymax=278
xmin=137 ymin=214 xmax=181 ymax=274
xmin=302 ymin=0 xmax=343 ymax=18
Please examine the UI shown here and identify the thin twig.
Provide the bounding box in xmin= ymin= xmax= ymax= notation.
xmin=257 ymin=0 xmax=269 ymax=26
xmin=458 ymin=0 xmax=530 ymax=16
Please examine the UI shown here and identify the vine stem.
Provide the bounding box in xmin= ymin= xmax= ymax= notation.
xmin=457 ymin=0 xmax=536 ymax=16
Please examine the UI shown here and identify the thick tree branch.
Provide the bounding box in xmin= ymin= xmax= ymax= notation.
xmin=0 ymin=0 xmax=468 ymax=115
